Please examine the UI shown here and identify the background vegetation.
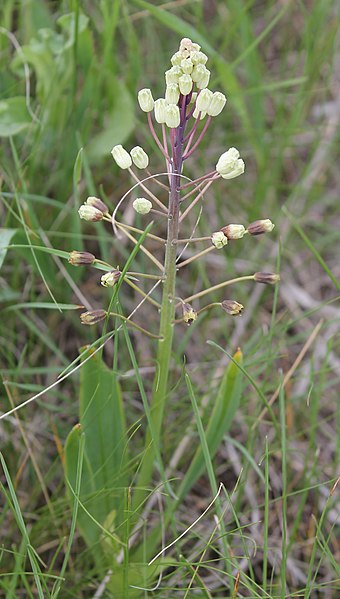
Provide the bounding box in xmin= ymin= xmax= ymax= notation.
xmin=0 ymin=0 xmax=339 ymax=597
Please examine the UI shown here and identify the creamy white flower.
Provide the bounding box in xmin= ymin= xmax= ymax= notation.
xmin=196 ymin=89 xmax=213 ymax=112
xmin=207 ymin=91 xmax=227 ymax=117
xmin=154 ymin=98 xmax=167 ymax=124
xmin=165 ymin=83 xmax=180 ymax=105
xmin=111 ymin=145 xmax=132 ymax=169
xmin=216 ymin=148 xmax=245 ymax=180
xmin=137 ymin=88 xmax=154 ymax=112
xmin=101 ymin=270 xmax=121 ymax=287
xmin=130 ymin=146 xmax=149 ymax=169
xmin=178 ymin=74 xmax=192 ymax=95
xmin=165 ymin=66 xmax=182 ymax=85
xmin=78 ymin=205 xmax=103 ymax=222
xmin=165 ymin=104 xmax=180 ymax=128
xmin=133 ymin=197 xmax=153 ymax=214
xmin=211 ymin=231 xmax=228 ymax=249
xmin=181 ymin=58 xmax=193 ymax=74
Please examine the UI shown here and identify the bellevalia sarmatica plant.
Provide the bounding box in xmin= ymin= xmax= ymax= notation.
xmin=66 ymin=37 xmax=279 ymax=592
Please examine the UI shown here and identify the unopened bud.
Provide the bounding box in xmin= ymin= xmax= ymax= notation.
xmin=165 ymin=66 xmax=182 ymax=85
xmin=111 ymin=144 xmax=132 ymax=169
xmin=181 ymin=58 xmax=193 ymax=74
xmin=170 ymin=51 xmax=182 ymax=66
xmin=192 ymin=65 xmax=210 ymax=89
xmin=137 ymin=88 xmax=154 ymax=112
xmin=165 ymin=83 xmax=180 ymax=105
xmin=80 ymin=309 xmax=106 ymax=325
xmin=191 ymin=51 xmax=208 ymax=65
xmin=221 ymin=224 xmax=246 ymax=240
xmin=211 ymin=231 xmax=228 ymax=249
xmin=165 ymin=104 xmax=180 ymax=128
xmin=254 ymin=272 xmax=280 ymax=285
xmin=182 ymin=303 xmax=197 ymax=325
xmin=101 ymin=270 xmax=121 ymax=287
xmin=68 ymin=251 xmax=96 ymax=266
xmin=178 ymin=74 xmax=193 ymax=96
xmin=196 ymin=88 xmax=213 ymax=112
xmin=193 ymin=107 xmax=206 ymax=120
xmin=247 ymin=219 xmax=275 ymax=235
xmin=207 ymin=91 xmax=227 ymax=117
xmin=221 ymin=300 xmax=244 ymax=316
xmin=216 ymin=147 xmax=245 ymax=180
xmin=133 ymin=197 xmax=153 ymax=214
xmin=86 ymin=196 xmax=108 ymax=214
xmin=130 ymin=146 xmax=149 ymax=169
xmin=154 ymin=98 xmax=167 ymax=124
xmin=78 ymin=204 xmax=103 ymax=222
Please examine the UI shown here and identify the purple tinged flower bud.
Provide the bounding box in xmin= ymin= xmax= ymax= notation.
xmin=154 ymin=98 xmax=167 ymax=124
xmin=181 ymin=58 xmax=193 ymax=74
xmin=78 ymin=205 xmax=104 ymax=222
xmin=254 ymin=272 xmax=280 ymax=284
xmin=220 ymin=224 xmax=246 ymax=239
xmin=165 ymin=66 xmax=182 ymax=85
xmin=165 ymin=83 xmax=180 ymax=105
xmin=178 ymin=74 xmax=193 ymax=96
xmin=137 ymin=88 xmax=154 ymax=112
xmin=182 ymin=303 xmax=197 ymax=325
xmin=247 ymin=219 xmax=275 ymax=235
xmin=165 ymin=104 xmax=180 ymax=128
xmin=133 ymin=197 xmax=153 ymax=214
xmin=130 ymin=146 xmax=149 ymax=169
xmin=191 ymin=50 xmax=208 ymax=65
xmin=101 ymin=269 xmax=121 ymax=287
xmin=111 ymin=145 xmax=132 ymax=169
xmin=179 ymin=38 xmax=201 ymax=55
xmin=211 ymin=231 xmax=228 ymax=249
xmin=207 ymin=91 xmax=227 ymax=117
xmin=68 ymin=251 xmax=96 ymax=266
xmin=196 ymin=89 xmax=213 ymax=112
xmin=86 ymin=196 xmax=108 ymax=214
xmin=80 ymin=309 xmax=106 ymax=325
xmin=221 ymin=300 xmax=244 ymax=316
xmin=216 ymin=147 xmax=245 ymax=180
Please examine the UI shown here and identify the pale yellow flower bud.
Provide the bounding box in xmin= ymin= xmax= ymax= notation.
xmin=182 ymin=303 xmax=197 ymax=325
xmin=133 ymin=197 xmax=153 ymax=214
xmin=130 ymin=146 xmax=149 ymax=169
xmin=170 ymin=51 xmax=183 ymax=66
xmin=165 ymin=104 xmax=180 ymax=128
xmin=181 ymin=58 xmax=193 ymax=74
xmin=137 ymin=88 xmax=154 ymax=112
xmin=111 ymin=144 xmax=132 ymax=169
xmin=211 ymin=231 xmax=228 ymax=249
xmin=80 ymin=310 xmax=106 ymax=325
xmin=154 ymin=98 xmax=167 ymax=124
xmin=191 ymin=51 xmax=208 ymax=65
xmin=207 ymin=91 xmax=227 ymax=117
xmin=216 ymin=148 xmax=245 ymax=180
xmin=196 ymin=89 xmax=213 ymax=112
xmin=101 ymin=270 xmax=121 ymax=287
xmin=165 ymin=83 xmax=180 ymax=105
xmin=247 ymin=219 xmax=275 ymax=235
xmin=165 ymin=66 xmax=181 ymax=85
xmin=221 ymin=224 xmax=246 ymax=239
xmin=78 ymin=205 xmax=103 ymax=222
xmin=178 ymin=74 xmax=193 ymax=95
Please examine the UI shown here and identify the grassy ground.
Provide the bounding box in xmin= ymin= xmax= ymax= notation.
xmin=0 ymin=0 xmax=339 ymax=597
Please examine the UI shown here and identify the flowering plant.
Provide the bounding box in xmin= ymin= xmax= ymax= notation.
xmin=66 ymin=38 xmax=279 ymax=594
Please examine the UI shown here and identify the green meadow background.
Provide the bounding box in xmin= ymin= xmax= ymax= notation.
xmin=0 ymin=0 xmax=339 ymax=597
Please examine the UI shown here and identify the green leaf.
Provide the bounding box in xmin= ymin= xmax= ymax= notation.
xmin=0 ymin=229 xmax=17 ymax=269
xmin=87 ymin=81 xmax=135 ymax=163
xmin=178 ymin=349 xmax=243 ymax=500
xmin=64 ymin=347 xmax=128 ymax=552
xmin=0 ymin=98 xmax=32 ymax=137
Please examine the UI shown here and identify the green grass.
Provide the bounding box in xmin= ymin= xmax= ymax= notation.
xmin=1 ymin=0 xmax=340 ymax=596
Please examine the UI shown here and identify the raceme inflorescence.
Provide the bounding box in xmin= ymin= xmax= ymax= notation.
xmin=71 ymin=37 xmax=279 ymax=331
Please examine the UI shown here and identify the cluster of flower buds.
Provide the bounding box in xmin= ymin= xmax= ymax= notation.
xmin=111 ymin=144 xmax=149 ymax=170
xmin=78 ymin=196 xmax=109 ymax=222
xmin=137 ymin=37 xmax=227 ymax=129
xmin=211 ymin=218 xmax=275 ymax=248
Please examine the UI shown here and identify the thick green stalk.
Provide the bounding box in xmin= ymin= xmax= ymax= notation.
xmin=132 ymin=116 xmax=185 ymax=511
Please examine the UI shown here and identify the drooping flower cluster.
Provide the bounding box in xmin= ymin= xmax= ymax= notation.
xmin=71 ymin=38 xmax=279 ymax=328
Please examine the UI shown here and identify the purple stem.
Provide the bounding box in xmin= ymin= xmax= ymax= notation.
xmin=179 ymin=170 xmax=217 ymax=190
xmin=148 ymin=112 xmax=170 ymax=160
xmin=182 ymin=116 xmax=212 ymax=160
